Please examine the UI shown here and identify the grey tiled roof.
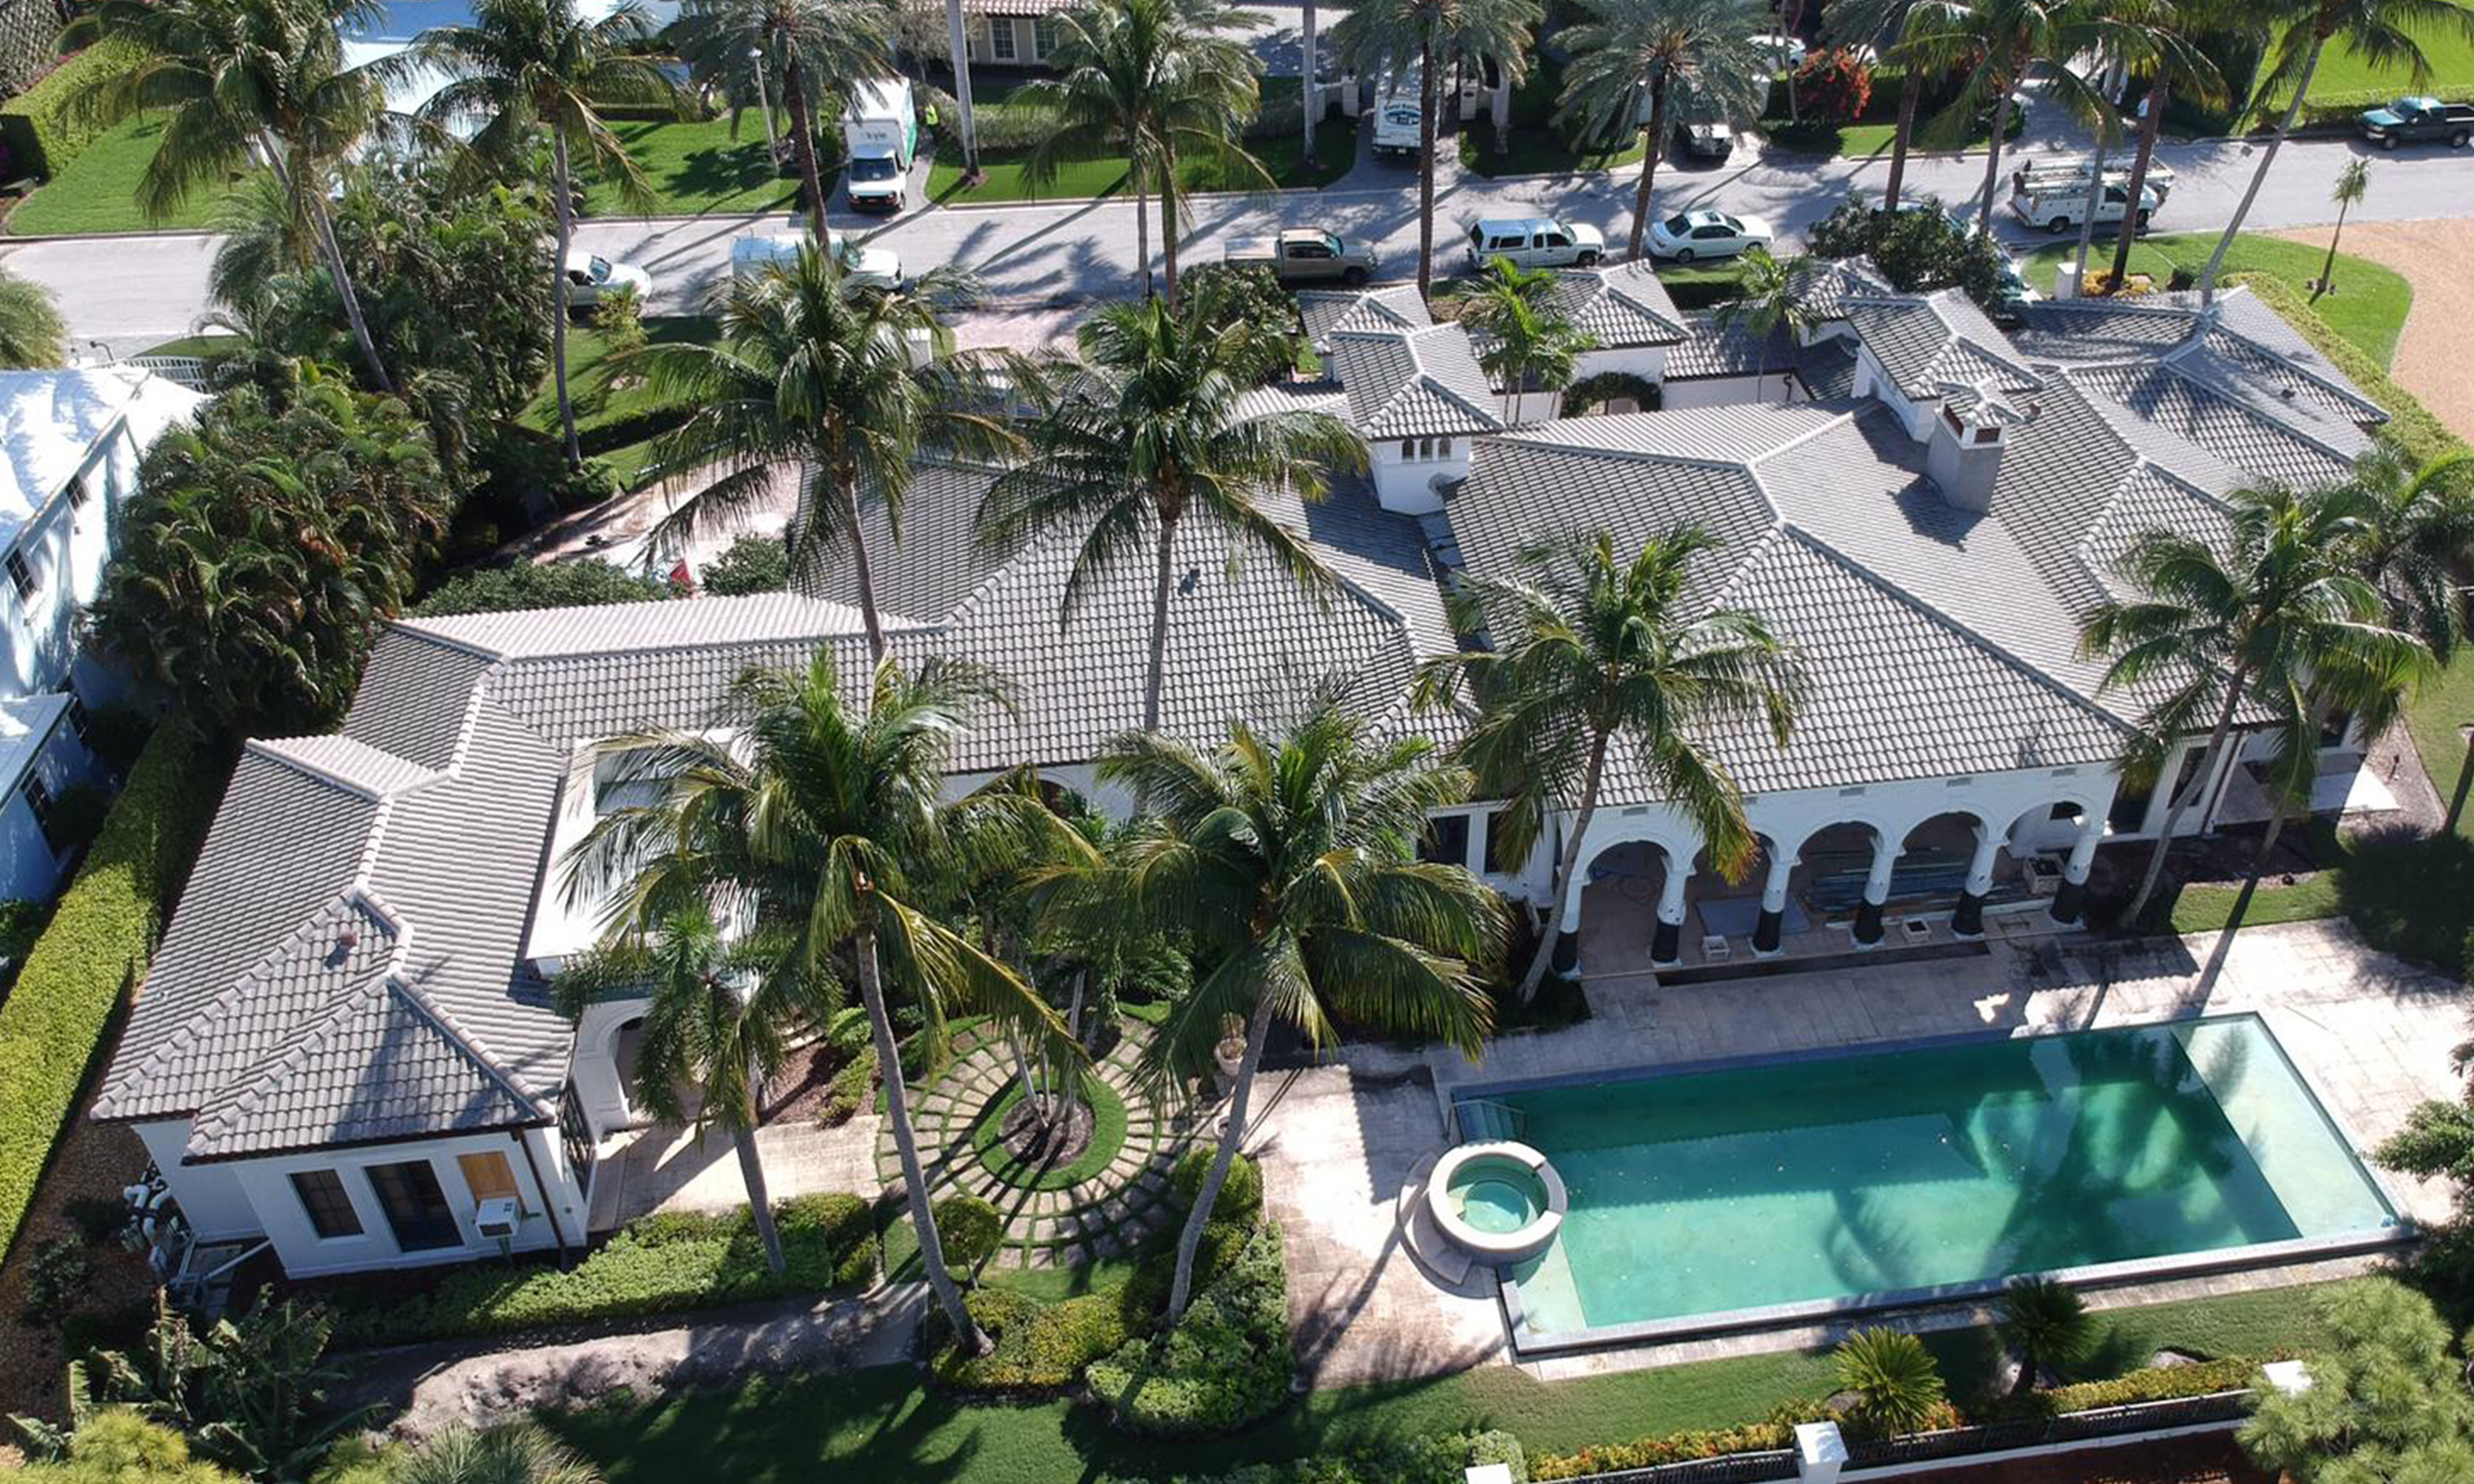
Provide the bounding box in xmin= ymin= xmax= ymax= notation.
xmin=2069 ymin=361 xmax=2364 ymax=489
xmin=1328 ymin=325 xmax=1504 ymax=439
xmin=1845 ymin=290 xmax=2044 ymax=401
xmin=2013 ymin=287 xmax=2386 ymax=425
xmin=1665 ymin=310 xmax=1801 ymax=380
xmin=1546 ymin=260 xmax=1688 ymax=347
xmin=1298 ymin=286 xmax=1433 ymax=346
xmin=1796 ymin=258 xmax=1898 ymax=320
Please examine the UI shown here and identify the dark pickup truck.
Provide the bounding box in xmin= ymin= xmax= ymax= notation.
xmin=2357 ymin=96 xmax=2474 ymax=148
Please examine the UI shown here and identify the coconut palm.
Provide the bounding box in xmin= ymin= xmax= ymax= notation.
xmin=1015 ymin=0 xmax=1271 ymax=302
xmin=1412 ymin=528 xmax=1800 ymax=999
xmin=1332 ymin=0 xmax=1541 ymax=298
xmin=2345 ymin=444 xmax=2474 ymax=832
xmin=2106 ymin=0 xmax=2228 ymax=291
xmin=1713 ymin=245 xmax=1814 ymax=389
xmin=630 ymin=246 xmax=1013 ymax=663
xmin=1897 ymin=0 xmax=2137 ymax=236
xmin=1825 ymin=0 xmax=1930 ymax=210
xmin=2319 ymin=157 xmax=2370 ymax=295
xmin=945 ymin=0 xmax=981 ymax=176
xmin=1084 ymin=703 xmax=1501 ymax=1318
xmin=2062 ymin=2 xmax=2215 ymax=289
xmin=978 ymin=284 xmax=1366 ymax=734
xmin=1556 ymin=0 xmax=1769 ymax=261
xmin=0 ymin=268 xmax=65 ymax=369
xmin=670 ymin=0 xmax=897 ymax=244
xmin=554 ymin=904 xmax=829 ymax=1273
xmin=568 ymin=652 xmax=1083 ymax=1354
xmin=414 ymin=0 xmax=676 ymax=468
xmin=394 ymin=1422 xmax=602 ymax=1484
xmin=2082 ymin=484 xmax=2414 ymax=923
xmin=1453 ymin=257 xmax=1595 ymax=421
xmin=60 ymin=0 xmax=393 ymax=390
xmin=2196 ymin=0 xmax=2474 ymax=303
xmin=1996 ymin=1276 xmax=2097 ymax=1396
xmin=1834 ymin=1327 xmax=1948 ymax=1435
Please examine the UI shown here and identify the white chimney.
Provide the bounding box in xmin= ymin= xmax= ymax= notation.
xmin=1927 ymin=379 xmax=2032 ymax=514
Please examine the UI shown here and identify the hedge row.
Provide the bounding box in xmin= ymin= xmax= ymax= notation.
xmin=0 ymin=726 xmax=221 ymax=1265
xmin=326 ymin=1192 xmax=877 ymax=1345
xmin=2290 ymin=85 xmax=2474 ymax=136
xmin=1107 ymin=1431 xmax=1529 ymax=1484
xmin=0 ymin=39 xmax=143 ymax=181
xmin=1085 ymin=1219 xmax=1293 ymax=1436
xmin=2228 ymin=272 xmax=2465 ymax=467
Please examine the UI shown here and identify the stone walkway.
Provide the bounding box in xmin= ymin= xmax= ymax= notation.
xmin=878 ymin=1022 xmax=1203 ymax=1267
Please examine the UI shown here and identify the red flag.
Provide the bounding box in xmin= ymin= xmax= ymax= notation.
xmin=668 ymin=558 xmax=696 ymax=593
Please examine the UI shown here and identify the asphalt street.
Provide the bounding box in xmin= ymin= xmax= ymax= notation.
xmin=13 ymin=122 xmax=2473 ymax=354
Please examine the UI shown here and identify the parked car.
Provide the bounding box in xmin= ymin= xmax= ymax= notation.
xmin=1675 ymin=120 xmax=1734 ymax=160
xmin=1464 ymin=217 xmax=1606 ymax=272
xmin=562 ymin=249 xmax=651 ymax=314
xmin=1749 ymin=33 xmax=1807 ymax=69
xmin=728 ymin=231 xmax=903 ymax=289
xmin=1647 ymin=209 xmax=1772 ymax=261
xmin=2357 ymin=95 xmax=2474 ymax=148
xmin=2009 ymin=176 xmax=2157 ymax=233
xmin=841 ymin=76 xmax=917 ymax=213
xmin=1223 ymin=229 xmax=1378 ymax=286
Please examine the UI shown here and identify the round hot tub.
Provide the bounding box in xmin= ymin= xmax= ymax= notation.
xmin=1428 ymin=1140 xmax=1567 ymax=1264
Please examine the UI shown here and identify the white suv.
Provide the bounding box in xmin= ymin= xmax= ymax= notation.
xmin=1465 ymin=217 xmax=1606 ymax=272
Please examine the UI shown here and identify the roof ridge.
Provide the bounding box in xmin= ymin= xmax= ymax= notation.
xmin=246 ymin=734 xmax=440 ymax=804
xmin=2159 ymin=359 xmax=2368 ymax=465
xmin=384 ymin=966 xmax=554 ymax=1122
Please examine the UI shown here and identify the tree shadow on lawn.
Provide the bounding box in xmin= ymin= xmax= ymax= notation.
xmin=2331 ymin=823 xmax=2474 ymax=982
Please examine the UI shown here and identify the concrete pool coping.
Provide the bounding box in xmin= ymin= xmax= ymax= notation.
xmin=1443 ymin=1010 xmax=2420 ymax=1359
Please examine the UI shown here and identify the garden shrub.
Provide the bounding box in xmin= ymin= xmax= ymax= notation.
xmin=0 ymin=727 xmax=219 ymax=1264
xmin=1110 ymin=1430 xmax=1528 ymax=1483
xmin=1970 ymin=1355 xmax=2266 ymax=1423
xmin=1085 ymin=1221 xmax=1292 ymax=1436
xmin=0 ymin=39 xmax=142 ymax=180
xmin=325 ymin=1192 xmax=876 ymax=1344
xmin=700 ymin=532 xmax=792 ymax=596
xmin=21 ymin=1234 xmax=92 ymax=1321
xmin=1169 ymin=1148 xmax=1262 ymax=1223
xmin=933 ymin=1193 xmax=1003 ymax=1271
xmin=1792 ymin=49 xmax=1872 ymax=123
xmin=926 ymin=1285 xmax=1136 ymax=1395
xmin=414 ymin=559 xmax=676 ymax=616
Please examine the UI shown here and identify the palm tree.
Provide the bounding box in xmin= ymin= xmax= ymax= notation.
xmin=1997 ymin=1276 xmax=2097 ymax=1396
xmin=2062 ymin=2 xmax=2213 ymax=289
xmin=394 ymin=1423 xmax=601 ymax=1484
xmin=2082 ymin=484 xmax=2416 ymax=923
xmin=671 ymin=0 xmax=897 ymax=244
xmin=1834 ymin=1327 xmax=1948 ymax=1435
xmin=2106 ymin=0 xmax=2227 ymax=291
xmin=2347 ymin=439 xmax=2474 ymax=667
xmin=1412 ymin=529 xmax=1800 ymax=999
xmin=569 ymin=653 xmax=1083 ymax=1354
xmin=1085 ymin=703 xmax=1501 ymax=1318
xmin=555 ymin=904 xmax=827 ymax=1273
xmin=1302 ymin=0 xmax=1322 ymax=169
xmin=2318 ymin=157 xmax=2370 ymax=295
xmin=1825 ymin=0 xmax=1930 ymax=210
xmin=1333 ymin=0 xmax=1541 ymax=298
xmin=1016 ymin=0 xmax=1271 ymax=302
xmin=0 ymin=269 xmax=65 ymax=369
xmin=945 ymin=0 xmax=982 ymax=177
xmin=1898 ymin=0 xmax=2135 ymax=236
xmin=1454 ymin=257 xmax=1595 ymax=421
xmin=631 ymin=247 xmax=1013 ymax=663
xmin=1713 ymin=245 xmax=1814 ymax=392
xmin=415 ymin=0 xmax=676 ymax=468
xmin=1556 ymin=0 xmax=1768 ymax=261
xmin=61 ymin=0 xmax=394 ymax=390
xmin=979 ymin=284 xmax=1366 ymax=734
xmin=2196 ymin=0 xmax=2474 ymax=303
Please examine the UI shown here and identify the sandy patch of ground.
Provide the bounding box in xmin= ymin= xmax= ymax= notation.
xmin=2274 ymin=218 xmax=2474 ymax=443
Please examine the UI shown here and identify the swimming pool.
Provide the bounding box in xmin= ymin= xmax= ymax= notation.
xmin=1463 ymin=1015 xmax=2404 ymax=1351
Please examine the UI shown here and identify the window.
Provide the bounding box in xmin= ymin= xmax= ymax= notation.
xmin=560 ymin=1087 xmax=597 ymax=1190
xmin=66 ymin=473 xmax=90 ymax=512
xmin=5 ymin=549 xmax=36 ymax=603
xmin=1482 ymin=807 xmax=1520 ymax=876
xmin=458 ymin=1151 xmax=525 ymax=1213
xmin=988 ymin=17 xmax=1016 ymax=59
xmin=63 ymin=693 xmax=89 ymax=744
xmin=2048 ymin=802 xmax=2083 ymax=821
xmin=1398 ymin=439 xmax=1414 ymax=459
xmin=290 ymin=1169 xmax=362 ymax=1240
xmin=23 ymin=774 xmax=61 ymax=856
xmin=1663 ymin=214 xmax=1691 ymax=235
xmin=1418 ymin=812 xmax=1470 ymax=867
xmin=367 ymin=1159 xmax=461 ymax=1251
xmin=1290 ymin=239 xmax=1331 ymax=260
xmin=594 ymin=753 xmax=670 ymax=814
xmin=1542 ymin=231 xmax=1570 ymax=249
xmin=1031 ymin=16 xmax=1057 ymax=55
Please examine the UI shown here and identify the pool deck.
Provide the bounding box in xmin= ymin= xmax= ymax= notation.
xmin=1247 ymin=918 xmax=2466 ymax=1389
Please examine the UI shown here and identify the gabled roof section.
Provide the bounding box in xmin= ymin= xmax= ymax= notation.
xmin=1547 ymin=260 xmax=1688 ymax=347
xmin=1327 ymin=325 xmax=1505 ymax=439
xmin=1845 ymin=289 xmax=2044 ymax=402
xmin=396 ymin=592 xmax=878 ymax=661
xmin=248 ymin=734 xmax=442 ymax=801
xmin=0 ymin=368 xmax=204 ymax=553
xmin=2069 ymin=360 xmax=2366 ymax=490
xmin=1298 ymin=285 xmax=1433 ymax=346
xmin=1796 ymin=257 xmax=1899 ymax=320
xmin=2012 ymin=287 xmax=2386 ymax=425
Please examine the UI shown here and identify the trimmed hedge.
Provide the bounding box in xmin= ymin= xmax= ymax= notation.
xmin=1085 ymin=1220 xmax=1292 ymax=1436
xmin=0 ymin=39 xmax=143 ymax=181
xmin=927 ymin=1284 xmax=1138 ymax=1395
xmin=326 ymin=1192 xmax=877 ymax=1345
xmin=2291 ymin=85 xmax=2474 ymax=135
xmin=933 ymin=1192 xmax=1003 ymax=1270
xmin=1108 ymin=1430 xmax=1529 ymax=1484
xmin=2228 ymin=272 xmax=2464 ymax=467
xmin=1169 ymin=1148 xmax=1262 ymax=1224
xmin=0 ymin=726 xmax=221 ymax=1265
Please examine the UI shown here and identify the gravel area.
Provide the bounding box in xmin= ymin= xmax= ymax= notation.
xmin=2273 ymin=217 xmax=2474 ymax=443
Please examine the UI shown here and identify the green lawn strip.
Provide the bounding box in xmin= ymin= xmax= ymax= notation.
xmin=522 ymin=315 xmax=717 ymax=490
xmin=2017 ymin=232 xmax=2412 ymax=368
xmin=969 ymin=1073 xmax=1129 ymax=1192
xmin=2301 ymin=10 xmax=2474 ymax=97
xmin=1457 ymin=122 xmax=1646 ymax=179
xmin=136 ymin=333 xmax=245 ymax=359
xmin=2170 ymin=859 xmax=2345 ymax=934
xmin=591 ymin=117 xmax=804 ymax=219
xmin=7 ymin=117 xmax=248 ymax=236
xmin=545 ymin=1281 xmax=2337 ymax=1482
xmin=2406 ymin=646 xmax=2474 ymax=836
xmin=931 ymin=78 xmax=1355 ymax=203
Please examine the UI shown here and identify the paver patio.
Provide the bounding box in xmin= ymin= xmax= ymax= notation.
xmin=1248 ymin=919 xmax=2469 ymax=1389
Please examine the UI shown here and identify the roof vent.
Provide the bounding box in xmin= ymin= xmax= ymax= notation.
xmin=1178 ymin=567 xmax=1200 ymax=596
xmin=337 ymin=927 xmax=359 ymax=950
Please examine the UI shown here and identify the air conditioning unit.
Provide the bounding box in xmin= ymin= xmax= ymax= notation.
xmin=474 ymin=1197 xmax=523 ymax=1242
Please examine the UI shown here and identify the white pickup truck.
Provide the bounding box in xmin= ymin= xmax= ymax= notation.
xmin=2009 ymin=175 xmax=2158 ymax=234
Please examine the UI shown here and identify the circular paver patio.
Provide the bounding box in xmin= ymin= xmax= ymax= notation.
xmin=877 ymin=1021 xmax=1200 ymax=1267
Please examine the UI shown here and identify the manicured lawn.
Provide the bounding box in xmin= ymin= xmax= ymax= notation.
xmin=2018 ymin=232 xmax=2413 ymax=368
xmin=524 ymin=315 xmax=718 ymax=490
xmin=543 ymin=1281 xmax=2337 ymax=1482
xmin=6 ymin=117 xmax=249 ymax=235
xmin=593 ymin=116 xmax=805 ymax=219
xmin=927 ymin=110 xmax=1356 ymax=204
xmin=2302 ymin=6 xmax=2474 ymax=97
xmin=136 ymin=332 xmax=244 ymax=359
xmin=1457 ymin=121 xmax=1647 ymax=179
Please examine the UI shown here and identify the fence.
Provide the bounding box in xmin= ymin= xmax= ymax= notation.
xmin=124 ymin=356 xmax=212 ymax=391
xmin=0 ymin=0 xmax=67 ymax=105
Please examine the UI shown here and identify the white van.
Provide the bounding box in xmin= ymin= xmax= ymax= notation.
xmin=841 ymin=76 xmax=917 ymax=214
xmin=730 ymin=231 xmax=903 ymax=288
xmin=1372 ymin=65 xmax=1422 ymax=157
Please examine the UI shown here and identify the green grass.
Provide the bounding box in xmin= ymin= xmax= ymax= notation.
xmin=593 ymin=117 xmax=806 ymax=219
xmin=136 ymin=333 xmax=244 ymax=359
xmin=524 ymin=315 xmax=718 ymax=491
xmin=2018 ymin=232 xmax=2413 ymax=368
xmin=6 ymin=117 xmax=250 ymax=235
xmin=1457 ymin=121 xmax=1647 ymax=179
xmin=542 ymin=1280 xmax=2339 ymax=1483
xmin=927 ymin=116 xmax=1357 ymax=205
xmin=2302 ymin=8 xmax=2474 ymax=97
xmin=969 ymin=1074 xmax=1130 ymax=1191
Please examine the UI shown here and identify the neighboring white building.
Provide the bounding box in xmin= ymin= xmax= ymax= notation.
xmin=97 ymin=272 xmax=2399 ymax=1279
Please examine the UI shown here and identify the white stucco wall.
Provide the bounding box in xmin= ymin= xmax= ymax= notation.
xmin=139 ymin=1118 xmax=257 ymax=1242
xmin=1370 ymin=436 xmax=1470 ymax=513
xmin=1662 ymin=371 xmax=1801 ymax=410
xmin=0 ymin=424 xmax=136 ymax=703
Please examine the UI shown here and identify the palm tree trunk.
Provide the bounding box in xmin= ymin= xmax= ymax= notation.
xmin=262 ymin=136 xmax=392 ymax=394
xmin=784 ymin=56 xmax=832 ymax=244
xmin=735 ymin=1127 xmax=788 ymax=1273
xmin=551 ymin=132 xmax=583 ymax=471
xmin=1168 ymin=996 xmax=1275 ymax=1320
xmin=2446 ymin=728 xmax=2474 ymax=835
xmin=857 ymin=925 xmax=986 ymax=1352
xmin=1159 ymin=139 xmax=1182 ymax=303
xmin=2126 ymin=674 xmax=2249 ymax=921
xmin=2069 ymin=133 xmax=2108 ymax=288
xmin=1141 ymin=503 xmax=1181 ymax=734
xmin=1302 ymin=0 xmax=1319 ymax=168
xmin=2191 ymin=785 xmax=2295 ymax=996
xmin=2010 ymin=1342 xmax=2041 ymax=1398
xmin=1135 ymin=175 xmax=1154 ymax=300
xmin=2110 ymin=76 xmax=2165 ymax=289
xmin=836 ymin=470 xmax=892 ymax=664
xmin=1974 ymin=69 xmax=2011 ymax=237
xmin=2321 ymin=195 xmax=2350 ymax=292
xmin=1781 ymin=0 xmax=1804 ymax=126
xmin=945 ymin=0 xmax=981 ymax=175
xmin=2199 ymin=34 xmax=2326 ymax=304
xmin=1627 ymin=80 xmax=1667 ymax=262
xmin=1517 ymin=728 xmax=1609 ymax=1000
xmin=1882 ymin=70 xmax=1921 ymax=212
xmin=1416 ymin=37 xmax=1437 ymax=299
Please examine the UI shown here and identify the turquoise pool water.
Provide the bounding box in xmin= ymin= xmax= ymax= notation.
xmin=1482 ymin=1016 xmax=2397 ymax=1341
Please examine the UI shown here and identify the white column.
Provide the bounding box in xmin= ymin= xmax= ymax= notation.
xmin=1657 ymin=854 xmax=1690 ymax=926
xmin=1466 ymin=809 xmax=1491 ymax=879
xmin=2062 ymin=812 xmax=2103 ymax=883
xmin=1963 ymin=825 xmax=2001 ymax=897
xmin=1794 ymin=1422 xmax=1847 ymax=1484
xmin=1760 ymin=850 xmax=1794 ymax=913
xmin=1864 ymin=833 xmax=1896 ymax=900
